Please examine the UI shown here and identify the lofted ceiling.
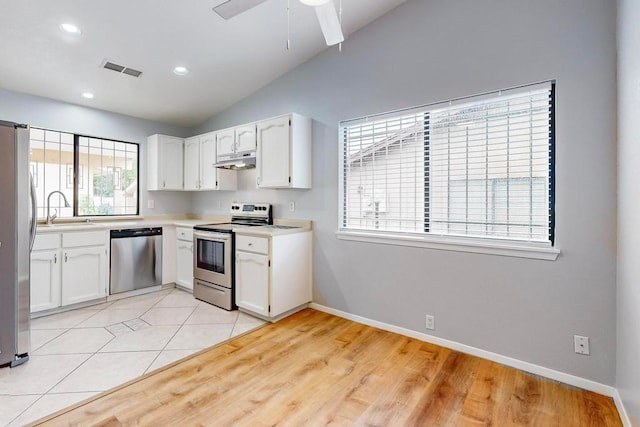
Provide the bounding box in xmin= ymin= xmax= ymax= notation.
xmin=0 ymin=0 xmax=406 ymax=127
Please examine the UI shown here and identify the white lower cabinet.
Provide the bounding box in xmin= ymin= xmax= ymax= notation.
xmin=30 ymin=250 xmax=61 ymax=312
xmin=235 ymin=251 xmax=269 ymax=316
xmin=30 ymin=231 xmax=108 ymax=313
xmin=235 ymin=231 xmax=312 ymax=321
xmin=175 ymin=227 xmax=194 ymax=291
xmin=61 ymin=246 xmax=108 ymax=306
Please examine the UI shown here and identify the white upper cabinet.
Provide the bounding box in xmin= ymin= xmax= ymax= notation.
xmin=147 ymin=134 xmax=184 ymax=190
xmin=235 ymin=124 xmax=257 ymax=154
xmin=183 ymin=136 xmax=200 ymax=191
xmin=199 ymin=133 xmax=217 ymax=189
xmin=256 ymin=114 xmax=311 ymax=189
xmin=184 ymin=132 xmax=237 ymax=191
xmin=216 ymin=128 xmax=235 ymax=158
xmin=215 ymin=124 xmax=257 ymax=163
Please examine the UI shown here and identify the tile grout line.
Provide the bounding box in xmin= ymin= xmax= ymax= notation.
xmin=143 ymin=300 xmax=200 ymax=375
xmin=6 ymin=393 xmax=45 ymax=426
xmin=7 ymin=302 xmax=118 ymax=425
xmin=13 ymin=288 xmax=246 ymax=425
xmin=74 ymin=292 xmax=175 ymax=381
xmin=30 ymin=329 xmax=69 ymax=353
xmin=17 ymin=291 xmax=164 ymax=420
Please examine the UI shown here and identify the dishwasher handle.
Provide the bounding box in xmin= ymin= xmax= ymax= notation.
xmin=110 ymin=227 xmax=163 ymax=239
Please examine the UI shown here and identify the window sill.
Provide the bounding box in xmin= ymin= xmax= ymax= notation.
xmin=335 ymin=230 xmax=560 ymax=261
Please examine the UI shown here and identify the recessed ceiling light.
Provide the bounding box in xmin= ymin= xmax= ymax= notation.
xmin=60 ymin=23 xmax=82 ymax=35
xmin=173 ymin=66 xmax=189 ymax=76
xmin=81 ymin=92 xmax=94 ymax=99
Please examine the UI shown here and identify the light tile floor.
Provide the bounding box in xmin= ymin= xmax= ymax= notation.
xmin=1 ymin=288 xmax=266 ymax=426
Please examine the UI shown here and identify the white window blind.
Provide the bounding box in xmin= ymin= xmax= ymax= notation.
xmin=340 ymin=82 xmax=555 ymax=244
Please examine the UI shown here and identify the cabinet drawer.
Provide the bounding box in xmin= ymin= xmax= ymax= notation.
xmin=176 ymin=227 xmax=193 ymax=242
xmin=236 ymin=235 xmax=268 ymax=254
xmin=62 ymin=231 xmax=107 ymax=248
xmin=33 ymin=233 xmax=61 ymax=251
xmin=194 ymin=280 xmax=232 ymax=311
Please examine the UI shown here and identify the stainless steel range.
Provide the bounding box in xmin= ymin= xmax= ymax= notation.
xmin=192 ymin=202 xmax=272 ymax=310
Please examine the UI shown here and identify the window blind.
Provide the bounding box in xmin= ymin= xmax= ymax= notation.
xmin=340 ymin=81 xmax=555 ymax=244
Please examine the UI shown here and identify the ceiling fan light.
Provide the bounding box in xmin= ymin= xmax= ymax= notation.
xmin=299 ymin=0 xmax=331 ymax=6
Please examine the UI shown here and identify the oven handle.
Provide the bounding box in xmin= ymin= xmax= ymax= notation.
xmin=193 ymin=231 xmax=232 ymax=241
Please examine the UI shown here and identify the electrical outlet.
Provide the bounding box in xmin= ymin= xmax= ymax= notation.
xmin=425 ymin=315 xmax=435 ymax=330
xmin=289 ymin=201 xmax=295 ymax=212
xmin=216 ymin=200 xmax=221 ymax=209
xmin=147 ymin=199 xmax=155 ymax=209
xmin=574 ymin=335 xmax=590 ymax=355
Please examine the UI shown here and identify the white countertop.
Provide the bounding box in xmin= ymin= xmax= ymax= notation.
xmin=36 ymin=216 xmax=228 ymax=233
xmin=36 ymin=216 xmax=312 ymax=236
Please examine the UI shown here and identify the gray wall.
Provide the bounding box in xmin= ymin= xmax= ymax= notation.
xmin=0 ymin=87 xmax=193 ymax=215
xmin=617 ymin=0 xmax=640 ymax=422
xmin=193 ymin=0 xmax=618 ymax=384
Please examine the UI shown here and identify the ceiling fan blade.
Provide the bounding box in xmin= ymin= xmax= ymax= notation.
xmin=213 ymin=0 xmax=269 ymax=20
xmin=314 ymin=1 xmax=345 ymax=46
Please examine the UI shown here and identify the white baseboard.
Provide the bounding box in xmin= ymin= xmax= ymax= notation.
xmin=612 ymin=389 xmax=633 ymax=427
xmin=309 ymin=303 xmax=616 ymax=398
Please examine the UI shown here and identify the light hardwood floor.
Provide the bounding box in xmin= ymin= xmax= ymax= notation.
xmin=33 ymin=309 xmax=621 ymax=426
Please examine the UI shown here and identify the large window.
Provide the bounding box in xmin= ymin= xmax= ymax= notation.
xmin=30 ymin=128 xmax=139 ymax=218
xmin=340 ymin=82 xmax=555 ymax=245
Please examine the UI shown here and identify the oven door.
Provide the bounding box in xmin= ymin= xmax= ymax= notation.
xmin=193 ymin=231 xmax=232 ymax=288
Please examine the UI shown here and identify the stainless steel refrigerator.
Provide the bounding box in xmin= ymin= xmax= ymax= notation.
xmin=0 ymin=120 xmax=34 ymax=367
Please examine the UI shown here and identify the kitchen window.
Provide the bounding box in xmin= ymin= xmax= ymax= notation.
xmin=30 ymin=128 xmax=139 ymax=218
xmin=337 ymin=81 xmax=558 ymax=259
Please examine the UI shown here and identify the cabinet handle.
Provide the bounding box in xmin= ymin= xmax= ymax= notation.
xmin=54 ymin=254 xmax=57 ymax=264
xmin=248 ymin=242 xmax=253 ymax=246
xmin=230 ymin=142 xmax=235 ymax=153
xmin=256 ymin=177 xmax=261 ymax=187
xmin=64 ymin=253 xmax=68 ymax=263
xmin=163 ymin=180 xmax=166 ymax=188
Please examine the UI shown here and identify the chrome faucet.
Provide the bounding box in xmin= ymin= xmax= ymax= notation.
xmin=46 ymin=191 xmax=71 ymax=225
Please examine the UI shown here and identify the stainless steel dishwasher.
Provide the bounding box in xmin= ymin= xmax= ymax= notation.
xmin=110 ymin=227 xmax=163 ymax=294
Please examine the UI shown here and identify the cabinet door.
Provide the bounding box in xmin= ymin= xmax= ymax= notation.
xmin=183 ymin=137 xmax=200 ymax=191
xmin=160 ymin=136 xmax=184 ymax=190
xmin=30 ymin=250 xmax=61 ymax=312
xmin=176 ymin=241 xmax=194 ymax=291
xmin=235 ymin=251 xmax=269 ymax=316
xmin=235 ymin=124 xmax=256 ymax=154
xmin=216 ymin=129 xmax=235 ymax=159
xmin=61 ymin=246 xmax=107 ymax=306
xmin=257 ymin=116 xmax=291 ymax=188
xmin=199 ymin=133 xmax=218 ymax=190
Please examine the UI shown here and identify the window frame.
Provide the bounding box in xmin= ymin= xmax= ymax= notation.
xmin=30 ymin=127 xmax=141 ymax=219
xmin=337 ymin=81 xmax=559 ymax=261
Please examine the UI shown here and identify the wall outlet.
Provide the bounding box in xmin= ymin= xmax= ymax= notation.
xmin=147 ymin=199 xmax=155 ymax=209
xmin=216 ymin=200 xmax=221 ymax=209
xmin=425 ymin=315 xmax=435 ymax=330
xmin=574 ymin=335 xmax=590 ymax=355
xmin=289 ymin=201 xmax=295 ymax=212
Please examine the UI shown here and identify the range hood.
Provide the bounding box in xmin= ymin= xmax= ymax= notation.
xmin=214 ymin=152 xmax=256 ymax=170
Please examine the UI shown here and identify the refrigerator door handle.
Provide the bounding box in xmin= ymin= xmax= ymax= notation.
xmin=29 ymin=173 xmax=37 ymax=251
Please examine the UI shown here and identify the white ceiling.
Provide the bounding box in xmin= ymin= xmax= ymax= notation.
xmin=0 ymin=0 xmax=405 ymax=127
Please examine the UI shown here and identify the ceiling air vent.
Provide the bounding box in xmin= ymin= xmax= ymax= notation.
xmin=102 ymin=60 xmax=142 ymax=78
